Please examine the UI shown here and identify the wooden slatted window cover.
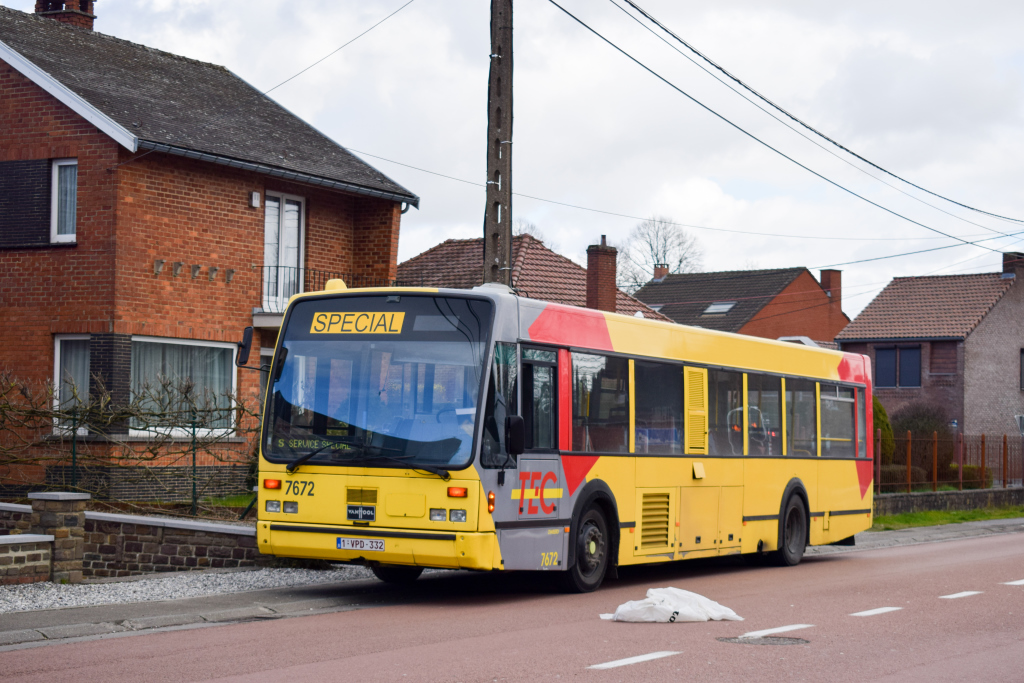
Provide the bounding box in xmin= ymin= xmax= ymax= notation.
xmin=929 ymin=341 xmax=957 ymax=375
xmin=640 ymin=492 xmax=671 ymax=549
xmin=346 ymin=488 xmax=378 ymax=504
xmin=685 ymin=368 xmax=708 ymax=454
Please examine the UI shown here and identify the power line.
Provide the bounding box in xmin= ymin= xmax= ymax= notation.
xmin=544 ymin=0 xmax=1004 ymax=255
xmin=607 ymin=0 xmax=1017 ymax=239
xmin=617 ymin=0 xmax=1024 ymax=228
xmin=347 ymin=146 xmax=996 ymax=244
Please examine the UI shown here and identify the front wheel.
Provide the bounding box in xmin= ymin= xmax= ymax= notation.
xmin=559 ymin=506 xmax=610 ymax=593
xmin=371 ymin=565 xmax=423 ymax=584
xmin=771 ymin=496 xmax=807 ymax=567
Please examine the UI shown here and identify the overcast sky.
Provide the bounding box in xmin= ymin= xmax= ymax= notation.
xmin=9 ymin=0 xmax=1024 ymax=316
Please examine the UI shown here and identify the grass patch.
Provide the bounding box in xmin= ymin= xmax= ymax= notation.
xmin=871 ymin=505 xmax=1024 ymax=531
xmin=201 ymin=494 xmax=255 ymax=507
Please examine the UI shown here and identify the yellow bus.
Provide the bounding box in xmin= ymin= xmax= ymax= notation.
xmin=244 ymin=282 xmax=874 ymax=592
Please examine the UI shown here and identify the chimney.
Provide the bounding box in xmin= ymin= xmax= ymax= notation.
xmin=35 ymin=1 xmax=96 ymax=30
xmin=586 ymin=235 xmax=618 ymax=313
xmin=653 ymin=263 xmax=669 ymax=282
xmin=820 ymin=269 xmax=842 ymax=310
xmin=1003 ymin=252 xmax=1024 ymax=277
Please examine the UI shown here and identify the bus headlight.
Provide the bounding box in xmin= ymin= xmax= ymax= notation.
xmin=283 ymin=501 xmax=299 ymax=514
xmin=430 ymin=508 xmax=446 ymax=522
xmin=450 ymin=509 xmax=467 ymax=523
xmin=265 ymin=500 xmax=281 ymax=513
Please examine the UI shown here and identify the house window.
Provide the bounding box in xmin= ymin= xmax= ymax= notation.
xmin=130 ymin=337 xmax=236 ymax=434
xmin=51 ymin=159 xmax=77 ymax=243
xmin=53 ymin=335 xmax=90 ymax=432
xmin=875 ymin=346 xmax=921 ymax=388
xmin=703 ymin=301 xmax=736 ymax=315
xmin=263 ymin=193 xmax=304 ymax=310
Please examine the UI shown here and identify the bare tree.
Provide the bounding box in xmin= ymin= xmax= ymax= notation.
xmin=513 ymin=218 xmax=557 ymax=251
xmin=617 ymin=216 xmax=703 ymax=294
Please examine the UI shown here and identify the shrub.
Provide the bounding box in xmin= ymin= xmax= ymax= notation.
xmin=881 ymin=464 xmax=929 ymax=489
xmin=949 ymin=463 xmax=994 ymax=490
xmin=891 ymin=402 xmax=954 ymax=441
xmin=874 ymin=396 xmax=895 ymax=465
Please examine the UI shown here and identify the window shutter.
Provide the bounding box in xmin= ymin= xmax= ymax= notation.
xmin=684 ymin=367 xmax=708 ymax=455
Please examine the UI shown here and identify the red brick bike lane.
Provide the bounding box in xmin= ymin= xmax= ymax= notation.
xmin=2 ymin=533 xmax=1022 ymax=682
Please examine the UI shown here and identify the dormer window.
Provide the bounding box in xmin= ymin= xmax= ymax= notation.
xmin=51 ymin=159 xmax=77 ymax=243
xmin=703 ymin=301 xmax=736 ymax=315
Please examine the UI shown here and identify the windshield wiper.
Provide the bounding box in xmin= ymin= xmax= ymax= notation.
xmin=286 ymin=442 xmax=338 ymax=473
xmin=333 ymin=448 xmax=451 ymax=481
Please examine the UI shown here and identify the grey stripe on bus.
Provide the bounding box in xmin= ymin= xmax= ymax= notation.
xmin=269 ymin=524 xmax=457 ymax=541
xmin=494 ymin=519 xmax=571 ymax=530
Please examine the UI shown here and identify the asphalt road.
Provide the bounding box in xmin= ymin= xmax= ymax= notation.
xmin=2 ymin=532 xmax=1023 ymax=682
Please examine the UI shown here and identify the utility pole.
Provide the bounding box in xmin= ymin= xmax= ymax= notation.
xmin=483 ymin=0 xmax=513 ymax=285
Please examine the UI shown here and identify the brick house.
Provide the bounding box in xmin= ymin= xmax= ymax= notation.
xmin=836 ymin=253 xmax=1024 ymax=435
xmin=0 ymin=4 xmax=417 ymax=494
xmin=632 ymin=267 xmax=849 ymax=344
xmin=397 ymin=234 xmax=670 ymax=320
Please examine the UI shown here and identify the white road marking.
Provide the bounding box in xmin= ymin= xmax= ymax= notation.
xmin=939 ymin=591 xmax=982 ymax=599
xmin=850 ymin=607 xmax=903 ymax=617
xmin=588 ymin=651 xmax=681 ymax=670
xmin=739 ymin=624 xmax=814 ymax=639
xmin=1004 ymin=580 xmax=1024 ymax=586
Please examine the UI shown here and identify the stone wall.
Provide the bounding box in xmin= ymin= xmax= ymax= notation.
xmin=875 ymin=488 xmax=1024 ymax=516
xmin=0 ymin=505 xmax=31 ymax=535
xmin=83 ymin=512 xmax=258 ymax=577
xmin=0 ymin=535 xmax=53 ymax=585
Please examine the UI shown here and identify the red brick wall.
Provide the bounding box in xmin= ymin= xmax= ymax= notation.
xmin=0 ymin=60 xmax=119 ymax=389
xmin=586 ymin=242 xmax=618 ymax=313
xmin=740 ymin=270 xmax=849 ymax=341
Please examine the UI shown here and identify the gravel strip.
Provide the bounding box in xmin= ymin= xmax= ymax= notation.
xmin=0 ymin=566 xmax=376 ymax=614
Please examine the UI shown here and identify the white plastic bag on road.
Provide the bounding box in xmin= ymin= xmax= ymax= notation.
xmin=599 ymin=587 xmax=743 ymax=623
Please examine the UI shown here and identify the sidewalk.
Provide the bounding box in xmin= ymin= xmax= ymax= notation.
xmin=3 ymin=516 xmax=1023 ymax=651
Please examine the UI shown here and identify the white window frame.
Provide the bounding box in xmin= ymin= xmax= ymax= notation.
xmin=53 ymin=334 xmax=90 ymax=435
xmin=128 ymin=336 xmax=238 ymax=438
xmin=262 ymin=191 xmax=306 ymax=312
xmin=50 ymin=158 xmax=78 ymax=244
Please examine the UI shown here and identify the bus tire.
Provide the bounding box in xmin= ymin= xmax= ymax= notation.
xmin=771 ymin=495 xmax=807 ymax=567
xmin=371 ymin=565 xmax=423 ymax=584
xmin=560 ymin=506 xmax=609 ymax=593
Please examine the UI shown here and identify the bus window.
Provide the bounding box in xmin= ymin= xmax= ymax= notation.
xmin=747 ymin=374 xmax=782 ymax=456
xmin=481 ymin=342 xmax=518 ymax=468
xmin=857 ymin=388 xmax=867 ymax=458
xmin=820 ymin=384 xmax=855 ymax=458
xmin=522 ymin=348 xmax=557 ymax=451
xmin=634 ymin=360 xmax=683 ymax=455
xmin=786 ymin=379 xmax=817 ymax=457
xmin=708 ymin=369 xmax=743 ymax=456
xmin=572 ymin=353 xmax=629 ymax=453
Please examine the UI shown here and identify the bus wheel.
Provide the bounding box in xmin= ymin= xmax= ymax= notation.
xmin=772 ymin=496 xmax=807 ymax=567
xmin=371 ymin=565 xmax=424 ymax=584
xmin=561 ymin=506 xmax=609 ymax=593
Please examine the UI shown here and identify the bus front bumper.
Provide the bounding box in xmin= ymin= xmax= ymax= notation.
xmin=258 ymin=522 xmax=498 ymax=571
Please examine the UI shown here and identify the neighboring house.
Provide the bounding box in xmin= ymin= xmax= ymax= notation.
xmin=0 ymin=4 xmax=417 ymax=493
xmin=837 ymin=253 xmax=1024 ymax=435
xmin=397 ymin=234 xmax=671 ymax=321
xmin=632 ymin=267 xmax=849 ymax=343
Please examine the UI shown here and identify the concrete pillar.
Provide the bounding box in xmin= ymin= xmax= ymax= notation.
xmin=28 ymin=492 xmax=90 ymax=584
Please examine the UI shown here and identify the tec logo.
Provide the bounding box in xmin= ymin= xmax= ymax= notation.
xmin=514 ymin=471 xmax=563 ymax=514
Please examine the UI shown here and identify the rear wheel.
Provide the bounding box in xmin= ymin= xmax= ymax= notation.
xmin=560 ymin=506 xmax=609 ymax=593
xmin=772 ymin=496 xmax=807 ymax=567
xmin=371 ymin=565 xmax=423 ymax=584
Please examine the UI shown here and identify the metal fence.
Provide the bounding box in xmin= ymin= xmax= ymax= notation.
xmin=877 ymin=431 xmax=1024 ymax=493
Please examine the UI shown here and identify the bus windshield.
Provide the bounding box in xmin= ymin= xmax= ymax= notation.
xmin=263 ymin=295 xmax=493 ymax=471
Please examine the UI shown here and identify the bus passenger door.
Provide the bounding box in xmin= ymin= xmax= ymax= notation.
xmin=677 ymin=367 xmax=720 ymax=555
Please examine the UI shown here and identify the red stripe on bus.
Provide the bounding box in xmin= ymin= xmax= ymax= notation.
xmin=558 ymin=348 xmax=572 ymax=451
xmin=528 ymin=304 xmax=613 ymax=352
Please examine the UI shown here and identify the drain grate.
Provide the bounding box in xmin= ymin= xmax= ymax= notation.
xmin=717 ymin=636 xmax=809 ymax=646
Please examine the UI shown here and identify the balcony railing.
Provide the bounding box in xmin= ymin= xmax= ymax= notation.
xmin=259 ymin=266 xmax=422 ymax=313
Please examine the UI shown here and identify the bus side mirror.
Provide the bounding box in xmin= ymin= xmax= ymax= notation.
xmin=236 ymin=326 xmax=253 ymax=367
xmin=505 ymin=415 xmax=525 ymax=456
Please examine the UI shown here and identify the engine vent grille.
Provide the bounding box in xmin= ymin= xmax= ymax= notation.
xmin=640 ymin=492 xmax=671 ymax=549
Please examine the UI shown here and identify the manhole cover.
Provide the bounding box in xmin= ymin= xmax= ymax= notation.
xmin=717 ymin=637 xmax=809 ymax=646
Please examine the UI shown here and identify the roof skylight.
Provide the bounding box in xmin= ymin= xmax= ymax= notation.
xmin=703 ymin=301 xmax=737 ymax=315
